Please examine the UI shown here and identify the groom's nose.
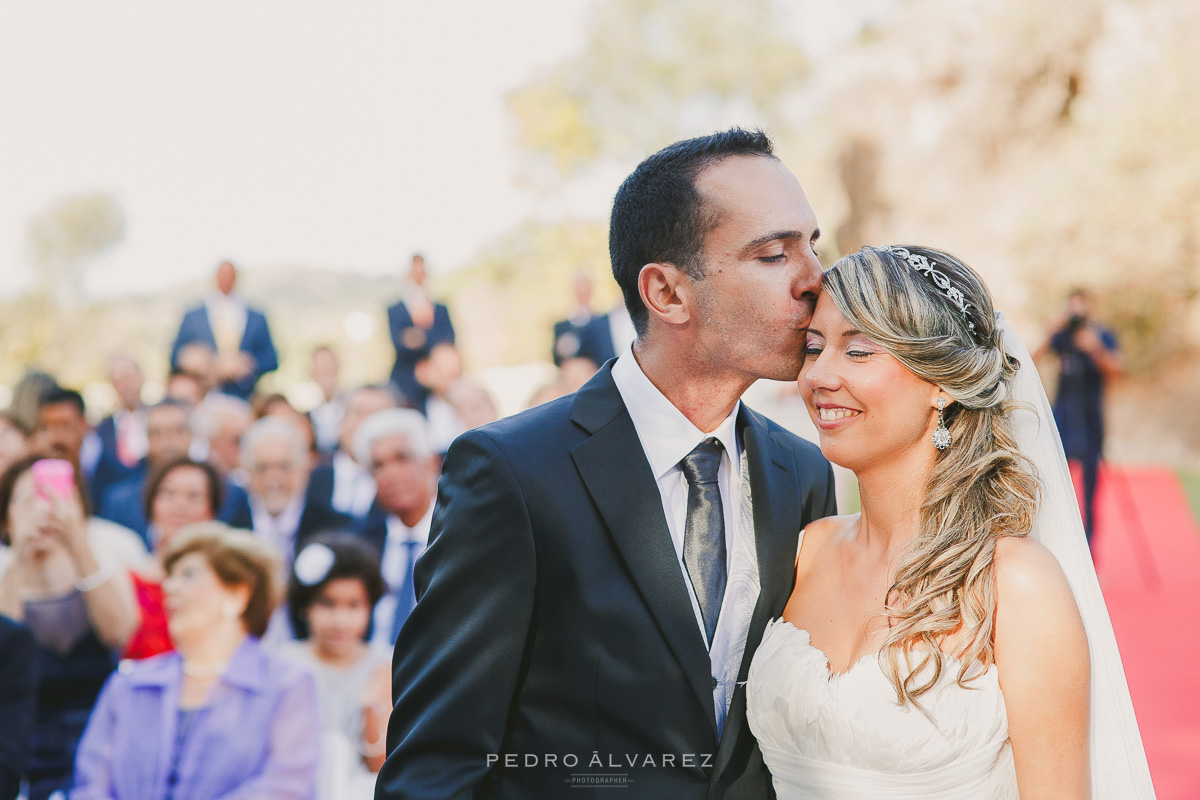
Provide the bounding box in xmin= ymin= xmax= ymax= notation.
xmin=792 ymin=249 xmax=823 ymax=307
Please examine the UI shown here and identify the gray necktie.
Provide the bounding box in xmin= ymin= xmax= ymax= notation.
xmin=681 ymin=438 xmax=727 ymax=646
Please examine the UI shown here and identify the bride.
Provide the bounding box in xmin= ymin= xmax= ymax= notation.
xmin=746 ymin=245 xmax=1155 ymax=798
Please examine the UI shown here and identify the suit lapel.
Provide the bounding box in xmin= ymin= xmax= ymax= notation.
xmin=712 ymin=406 xmax=802 ymax=777
xmin=570 ymin=368 xmax=718 ymax=738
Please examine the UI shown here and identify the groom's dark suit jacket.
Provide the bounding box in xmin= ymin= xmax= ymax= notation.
xmin=376 ymin=364 xmax=836 ymax=800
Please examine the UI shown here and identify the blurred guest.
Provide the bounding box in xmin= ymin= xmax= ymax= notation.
xmin=8 ymin=371 xmax=58 ymax=434
xmin=1035 ymin=288 xmax=1123 ymax=541
xmin=599 ymin=301 xmax=637 ymax=362
xmin=191 ymin=393 xmax=254 ymax=483
xmin=279 ymin=537 xmax=391 ymax=798
xmin=170 ymin=260 xmax=279 ymax=399
xmin=0 ymin=457 xmax=139 ymax=800
xmin=551 ymin=272 xmax=617 ymax=375
xmin=243 ymin=417 xmax=353 ymax=577
xmin=72 ymin=523 xmax=320 ymax=800
xmin=310 ymin=346 xmax=345 ymax=455
xmin=305 ymin=386 xmax=397 ymax=523
xmin=414 ymin=343 xmax=465 ymax=452
xmin=255 ymin=393 xmax=320 ymax=466
xmin=387 ymin=253 xmax=455 ymax=410
xmin=559 ymin=356 xmax=602 ymax=394
xmin=124 ymin=458 xmax=223 ymax=660
xmin=444 ymin=378 xmax=498 ymax=432
xmin=33 ymin=388 xmax=116 ymax=516
xmin=524 ymin=358 xmax=598 ymax=409
xmin=0 ymin=615 xmax=36 ymax=800
xmin=164 ymin=366 xmax=207 ymax=408
xmin=527 ymin=380 xmax=568 ymax=409
xmin=31 ymin=387 xmax=90 ymax=472
xmin=353 ymin=409 xmax=436 ymax=646
xmin=91 ymin=356 xmax=148 ymax=502
xmin=0 ymin=412 xmax=30 ymax=478
xmin=99 ymin=401 xmax=251 ymax=544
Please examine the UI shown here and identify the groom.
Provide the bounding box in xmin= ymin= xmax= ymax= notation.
xmin=375 ymin=129 xmax=836 ymax=799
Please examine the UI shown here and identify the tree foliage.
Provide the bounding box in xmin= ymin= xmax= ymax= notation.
xmin=508 ymin=0 xmax=808 ymax=179
xmin=26 ymin=192 xmax=126 ymax=305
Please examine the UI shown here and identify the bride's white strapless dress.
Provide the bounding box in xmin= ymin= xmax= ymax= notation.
xmin=746 ymin=618 xmax=1019 ymax=799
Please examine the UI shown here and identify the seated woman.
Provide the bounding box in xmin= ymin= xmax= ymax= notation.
xmin=72 ymin=522 xmax=320 ymax=800
xmin=277 ymin=536 xmax=391 ymax=800
xmin=0 ymin=457 xmax=139 ymax=800
xmin=124 ymin=457 xmax=222 ymax=659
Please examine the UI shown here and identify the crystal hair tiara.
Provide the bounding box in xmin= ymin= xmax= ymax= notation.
xmin=889 ymin=246 xmax=980 ymax=342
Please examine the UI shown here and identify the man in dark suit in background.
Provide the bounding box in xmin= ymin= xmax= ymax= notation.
xmin=551 ymin=272 xmax=617 ymax=370
xmin=345 ymin=408 xmax=437 ymax=648
xmin=91 ymin=355 xmax=148 ymax=502
xmin=304 ymin=385 xmax=398 ymax=526
xmin=0 ymin=616 xmax=36 ymax=800
xmin=243 ymin=415 xmax=354 ymax=576
xmin=170 ymin=260 xmax=278 ymax=399
xmin=376 ymin=129 xmax=836 ymax=799
xmin=387 ymin=253 xmax=455 ymax=411
xmin=99 ymin=400 xmax=252 ymax=544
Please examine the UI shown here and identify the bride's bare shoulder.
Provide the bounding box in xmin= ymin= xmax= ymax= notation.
xmin=797 ymin=514 xmax=858 ymax=565
xmin=804 ymin=514 xmax=857 ymax=541
xmin=992 ymin=536 xmax=1074 ymax=600
xmin=993 ymin=536 xmax=1086 ymax=653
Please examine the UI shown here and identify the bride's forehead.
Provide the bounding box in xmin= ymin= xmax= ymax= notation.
xmin=808 ymin=294 xmax=852 ymax=332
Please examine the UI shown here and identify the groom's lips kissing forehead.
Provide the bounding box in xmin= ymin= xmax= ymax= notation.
xmin=813 ymin=400 xmax=862 ymax=429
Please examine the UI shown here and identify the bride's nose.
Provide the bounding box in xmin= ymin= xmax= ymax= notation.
xmin=801 ymin=350 xmax=839 ymax=394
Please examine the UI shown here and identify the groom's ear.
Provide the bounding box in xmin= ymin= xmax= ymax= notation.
xmin=639 ymin=262 xmax=693 ymax=327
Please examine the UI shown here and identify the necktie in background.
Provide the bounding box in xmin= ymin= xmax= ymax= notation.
xmin=390 ymin=538 xmax=420 ymax=643
xmin=681 ymin=438 xmax=727 ymax=646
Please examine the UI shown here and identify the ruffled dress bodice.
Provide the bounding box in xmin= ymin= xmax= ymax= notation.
xmin=746 ymin=618 xmax=1019 ymax=799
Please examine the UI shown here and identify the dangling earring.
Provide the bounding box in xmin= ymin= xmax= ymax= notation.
xmin=932 ymin=397 xmax=952 ymax=450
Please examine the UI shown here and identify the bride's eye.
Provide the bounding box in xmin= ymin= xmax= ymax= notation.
xmin=804 ymin=346 xmax=823 ymax=357
xmin=847 ymin=350 xmax=873 ymax=359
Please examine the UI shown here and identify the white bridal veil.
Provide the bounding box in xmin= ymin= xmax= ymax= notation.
xmin=998 ymin=313 xmax=1156 ymax=798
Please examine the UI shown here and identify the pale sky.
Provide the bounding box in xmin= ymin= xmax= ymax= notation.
xmin=0 ymin=1 xmax=882 ymax=300
xmin=0 ymin=0 xmax=594 ymax=297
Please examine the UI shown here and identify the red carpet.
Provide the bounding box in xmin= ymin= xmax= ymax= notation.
xmin=1087 ymin=465 xmax=1200 ymax=799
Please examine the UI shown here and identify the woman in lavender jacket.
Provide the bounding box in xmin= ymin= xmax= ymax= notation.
xmin=72 ymin=523 xmax=320 ymax=800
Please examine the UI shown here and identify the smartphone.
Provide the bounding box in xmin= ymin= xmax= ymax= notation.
xmin=31 ymin=459 xmax=76 ymax=501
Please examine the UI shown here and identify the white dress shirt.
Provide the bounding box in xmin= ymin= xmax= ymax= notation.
xmin=330 ymin=450 xmax=377 ymax=518
xmin=204 ymin=292 xmax=248 ymax=354
xmin=112 ymin=408 xmax=148 ymax=466
xmin=310 ymin=397 xmax=345 ymax=453
xmin=372 ymin=505 xmax=434 ymax=646
xmin=610 ymin=347 xmax=758 ymax=735
xmin=250 ymin=493 xmax=305 ymax=574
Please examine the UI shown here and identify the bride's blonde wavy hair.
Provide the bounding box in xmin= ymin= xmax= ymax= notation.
xmin=821 ymin=245 xmax=1040 ymax=708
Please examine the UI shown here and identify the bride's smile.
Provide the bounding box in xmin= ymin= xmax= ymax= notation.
xmin=798 ymin=292 xmax=945 ymax=474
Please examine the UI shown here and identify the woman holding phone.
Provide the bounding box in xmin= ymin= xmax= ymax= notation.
xmin=0 ymin=456 xmax=139 ymax=800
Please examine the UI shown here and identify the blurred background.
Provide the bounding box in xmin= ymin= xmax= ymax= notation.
xmin=1 ymin=0 xmax=1198 ymax=795
xmin=4 ymin=0 xmax=1199 ymax=464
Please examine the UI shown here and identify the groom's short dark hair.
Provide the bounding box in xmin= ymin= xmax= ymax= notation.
xmin=609 ymin=128 xmax=776 ymax=336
